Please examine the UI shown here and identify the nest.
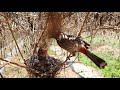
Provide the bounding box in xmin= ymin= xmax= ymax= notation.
xmin=25 ymin=55 xmax=63 ymax=78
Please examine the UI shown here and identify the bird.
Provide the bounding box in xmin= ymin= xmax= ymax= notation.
xmin=55 ymin=32 xmax=107 ymax=69
xmin=55 ymin=32 xmax=90 ymax=56
xmin=57 ymin=32 xmax=90 ymax=49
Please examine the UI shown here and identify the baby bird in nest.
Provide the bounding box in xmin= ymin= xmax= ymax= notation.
xmin=25 ymin=48 xmax=62 ymax=78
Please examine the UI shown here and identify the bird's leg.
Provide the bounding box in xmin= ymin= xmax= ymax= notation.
xmin=66 ymin=53 xmax=72 ymax=60
xmin=66 ymin=52 xmax=75 ymax=60
xmin=66 ymin=56 xmax=71 ymax=60
xmin=71 ymin=52 xmax=76 ymax=57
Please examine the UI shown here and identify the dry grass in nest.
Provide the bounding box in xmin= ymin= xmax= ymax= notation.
xmin=25 ymin=55 xmax=63 ymax=78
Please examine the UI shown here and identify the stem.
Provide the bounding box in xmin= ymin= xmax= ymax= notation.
xmin=0 ymin=58 xmax=40 ymax=74
xmin=5 ymin=16 xmax=25 ymax=62
xmin=78 ymin=12 xmax=90 ymax=36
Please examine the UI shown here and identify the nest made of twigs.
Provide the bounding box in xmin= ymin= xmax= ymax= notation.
xmin=25 ymin=55 xmax=63 ymax=78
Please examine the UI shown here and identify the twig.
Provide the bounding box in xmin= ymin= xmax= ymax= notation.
xmin=0 ymin=73 xmax=4 ymax=78
xmin=62 ymin=53 xmax=72 ymax=65
xmin=0 ymin=58 xmax=27 ymax=68
xmin=54 ymin=53 xmax=72 ymax=76
xmin=91 ymin=26 xmax=120 ymax=31
xmin=55 ymin=54 xmax=79 ymax=76
xmin=1 ymin=22 xmax=6 ymax=58
xmin=83 ymin=28 xmax=100 ymax=39
xmin=78 ymin=12 xmax=90 ymax=36
xmin=67 ymin=61 xmax=81 ymax=63
xmin=62 ymin=12 xmax=75 ymax=20
xmin=118 ymin=39 xmax=120 ymax=60
xmin=62 ymin=55 xmax=78 ymax=69
xmin=0 ymin=61 xmax=11 ymax=69
xmin=12 ymin=19 xmax=26 ymax=32
xmin=0 ymin=29 xmax=3 ymax=57
xmin=3 ymin=15 xmax=25 ymax=62
xmin=32 ymin=24 xmax=46 ymax=55
xmin=90 ymin=27 xmax=94 ymax=44
xmin=0 ymin=13 xmax=5 ymax=17
xmin=0 ymin=58 xmax=40 ymax=74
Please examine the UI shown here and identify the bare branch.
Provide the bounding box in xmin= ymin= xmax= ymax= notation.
xmin=0 ymin=73 xmax=4 ymax=78
xmin=32 ymin=27 xmax=46 ymax=55
xmin=3 ymin=15 xmax=25 ymax=62
xmin=78 ymin=12 xmax=90 ymax=36
xmin=0 ymin=58 xmax=40 ymax=74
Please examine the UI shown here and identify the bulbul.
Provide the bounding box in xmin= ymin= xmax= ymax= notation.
xmin=55 ymin=32 xmax=107 ymax=69
xmin=57 ymin=32 xmax=90 ymax=49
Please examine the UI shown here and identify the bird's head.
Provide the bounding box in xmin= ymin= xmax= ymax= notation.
xmin=56 ymin=32 xmax=68 ymax=41
xmin=37 ymin=48 xmax=48 ymax=57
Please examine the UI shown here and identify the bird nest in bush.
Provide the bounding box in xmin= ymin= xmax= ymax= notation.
xmin=25 ymin=55 xmax=63 ymax=78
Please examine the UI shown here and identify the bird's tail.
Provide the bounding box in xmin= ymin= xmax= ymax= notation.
xmin=79 ymin=46 xmax=107 ymax=69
